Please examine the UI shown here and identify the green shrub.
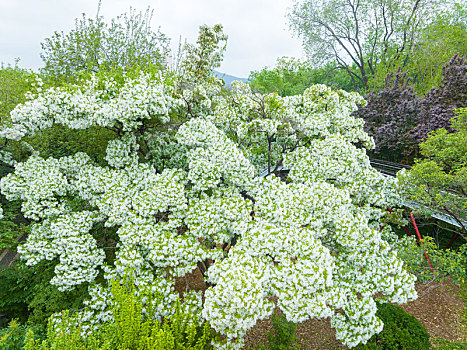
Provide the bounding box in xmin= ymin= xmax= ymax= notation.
xmin=394 ymin=235 xmax=467 ymax=285
xmin=259 ymin=313 xmax=299 ymax=350
xmin=355 ymin=302 xmax=431 ymax=350
xmin=0 ymin=320 xmax=45 ymax=350
xmin=0 ymin=320 xmax=27 ymax=350
xmin=18 ymin=279 xmax=217 ymax=350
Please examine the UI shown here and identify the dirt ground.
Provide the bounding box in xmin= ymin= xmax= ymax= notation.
xmin=245 ymin=279 xmax=466 ymax=349
xmin=400 ymin=279 xmax=466 ymax=344
xmin=175 ymin=269 xmax=466 ymax=349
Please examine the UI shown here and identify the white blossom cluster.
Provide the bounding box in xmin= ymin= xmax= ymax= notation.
xmin=177 ymin=118 xmax=256 ymax=191
xmin=18 ymin=211 xmax=105 ymax=291
xmin=0 ymin=150 xmax=16 ymax=166
xmin=211 ymin=82 xmax=375 ymax=178
xmin=292 ymin=84 xmax=372 ymax=146
xmin=0 ymin=73 xmax=417 ymax=349
xmin=203 ymin=220 xmax=336 ymax=346
xmin=1 ymin=73 xmax=179 ymax=141
xmin=184 ymin=189 xmax=252 ymax=244
xmin=105 ymin=133 xmax=139 ymax=168
xmin=283 ymin=135 xmax=395 ymax=209
xmin=143 ymin=131 xmax=189 ymax=171
xmin=1 ymin=155 xmax=69 ymax=220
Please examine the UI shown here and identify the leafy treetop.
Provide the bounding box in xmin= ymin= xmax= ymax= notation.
xmin=40 ymin=7 xmax=169 ymax=80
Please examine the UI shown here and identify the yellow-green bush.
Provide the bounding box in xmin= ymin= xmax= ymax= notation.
xmin=1 ymin=279 xmax=216 ymax=350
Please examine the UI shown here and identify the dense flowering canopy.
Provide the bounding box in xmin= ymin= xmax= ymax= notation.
xmin=0 ymin=70 xmax=417 ymax=349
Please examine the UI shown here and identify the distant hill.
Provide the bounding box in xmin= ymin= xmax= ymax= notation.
xmin=213 ymin=70 xmax=248 ymax=87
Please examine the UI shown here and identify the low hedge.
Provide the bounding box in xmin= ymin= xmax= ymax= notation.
xmin=355 ymin=302 xmax=431 ymax=350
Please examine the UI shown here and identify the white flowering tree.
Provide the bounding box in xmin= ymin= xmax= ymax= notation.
xmin=40 ymin=7 xmax=169 ymax=79
xmin=0 ymin=30 xmax=417 ymax=348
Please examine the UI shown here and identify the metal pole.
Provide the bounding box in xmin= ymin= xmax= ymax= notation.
xmin=410 ymin=213 xmax=435 ymax=274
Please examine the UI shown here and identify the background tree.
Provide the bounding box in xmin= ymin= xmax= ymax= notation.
xmin=0 ymin=62 xmax=38 ymax=174
xmin=410 ymin=54 xmax=467 ymax=144
xmin=0 ymin=62 xmax=36 ymax=119
xmin=40 ymin=7 xmax=169 ymax=81
xmin=398 ymin=108 xmax=467 ymax=241
xmin=249 ymin=57 xmax=315 ymax=96
xmin=355 ymin=54 xmax=467 ymax=162
xmin=369 ymin=9 xmax=467 ymax=94
xmin=178 ymin=24 xmax=227 ymax=85
xmin=352 ymin=72 xmax=419 ymax=163
xmin=248 ymin=57 xmax=358 ymax=96
xmin=288 ymin=0 xmax=454 ymax=91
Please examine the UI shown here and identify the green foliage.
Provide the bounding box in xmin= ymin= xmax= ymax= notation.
xmin=18 ymin=278 xmax=217 ymax=350
xmin=248 ymin=57 xmax=358 ymax=96
xmin=419 ymin=108 xmax=467 ymax=171
xmin=248 ymin=57 xmax=313 ymax=96
xmin=0 ymin=199 xmax=23 ymax=251
xmin=25 ymin=125 xmax=117 ymax=165
xmin=355 ymin=302 xmax=431 ymax=350
xmin=433 ymin=338 xmax=467 ymax=349
xmin=398 ymin=108 xmax=467 ymax=241
xmin=395 ymin=235 xmax=467 ymax=285
xmin=0 ymin=320 xmax=45 ymax=350
xmin=178 ymin=24 xmax=227 ymax=86
xmin=429 ymin=243 xmax=467 ymax=285
xmin=369 ymin=10 xmax=467 ymax=95
xmin=463 ymin=282 xmax=467 ymax=337
xmin=0 ymin=260 xmax=88 ymax=327
xmin=40 ymin=7 xmax=169 ymax=82
xmin=411 ymin=15 xmax=467 ymax=95
xmin=0 ymin=266 xmax=31 ymax=324
xmin=262 ymin=314 xmax=299 ymax=350
xmin=0 ymin=63 xmax=36 ymax=118
xmin=0 ymin=320 xmax=26 ymax=350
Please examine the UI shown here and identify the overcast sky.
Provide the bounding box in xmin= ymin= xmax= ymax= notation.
xmin=0 ymin=0 xmax=306 ymax=78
